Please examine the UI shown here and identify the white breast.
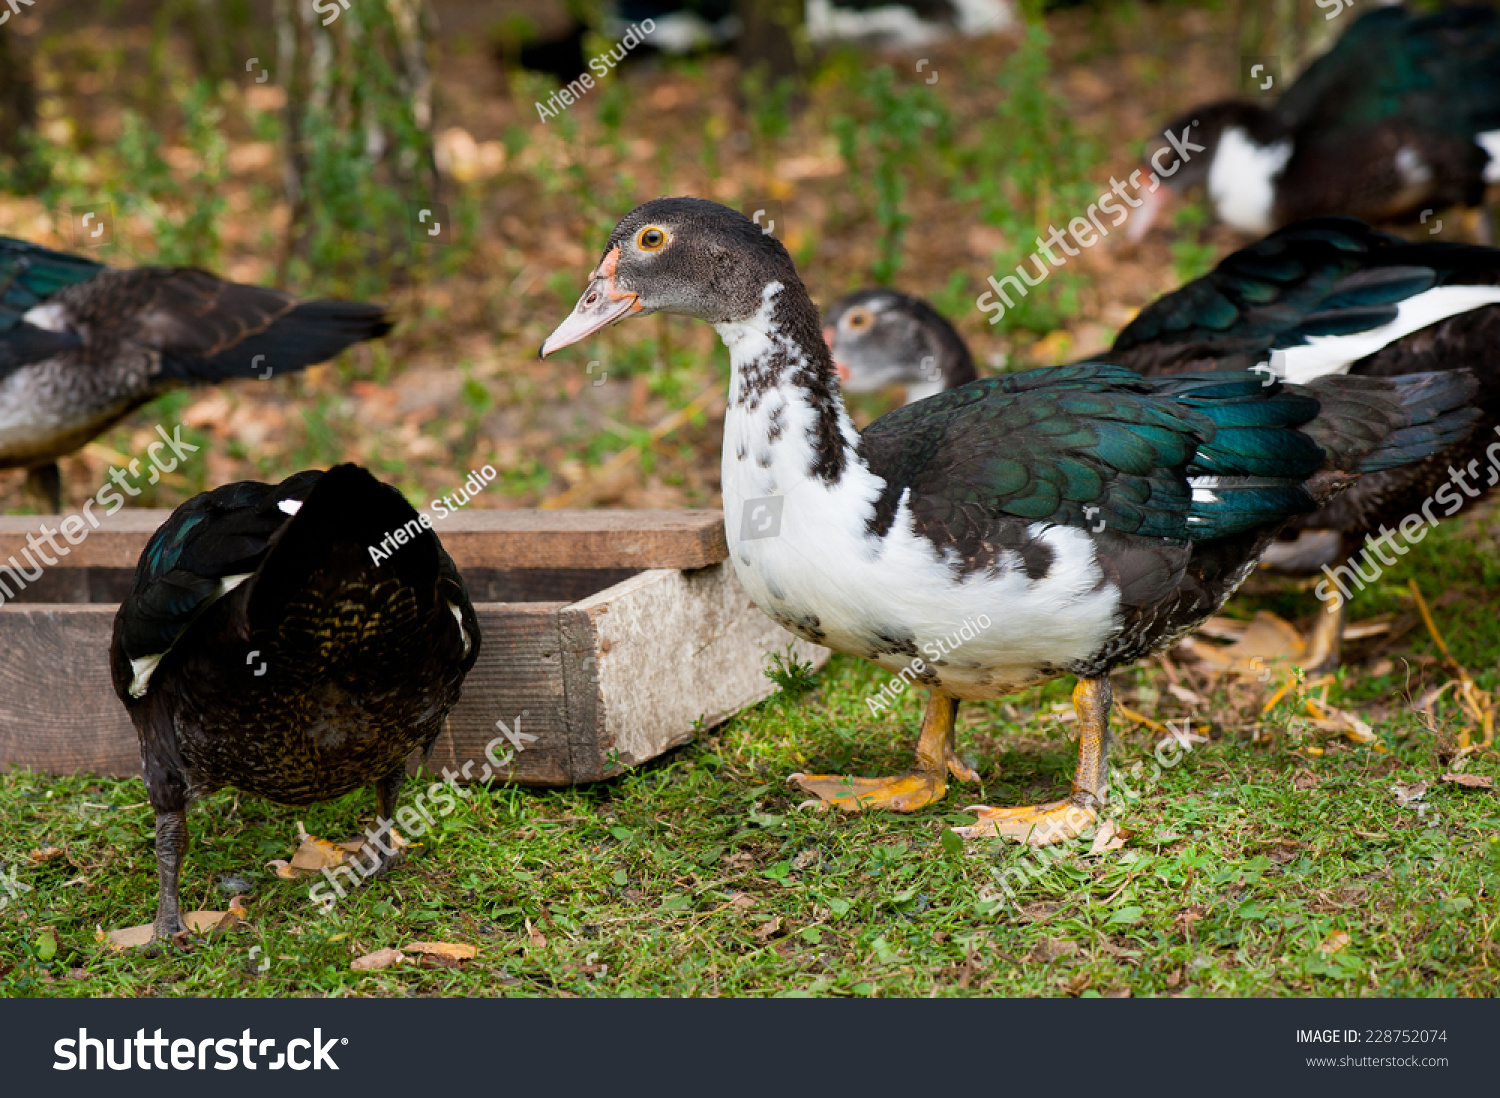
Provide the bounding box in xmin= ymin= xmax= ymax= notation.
xmin=1207 ymin=128 xmax=1292 ymax=235
xmin=716 ymin=290 xmax=1120 ymax=699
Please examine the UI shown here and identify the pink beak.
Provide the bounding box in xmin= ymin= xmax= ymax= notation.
xmin=1125 ymin=176 xmax=1170 ymax=244
xmin=540 ymin=248 xmax=642 ymax=357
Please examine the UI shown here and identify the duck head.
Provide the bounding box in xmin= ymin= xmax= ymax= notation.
xmin=540 ymin=197 xmax=806 ymax=355
xmin=823 ymin=288 xmax=976 ymax=398
xmin=1127 ymin=101 xmax=1291 ymax=240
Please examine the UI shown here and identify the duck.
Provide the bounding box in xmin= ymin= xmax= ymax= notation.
xmin=814 ymin=218 xmax=1500 ymax=667
xmin=110 ymin=463 xmax=480 ymax=944
xmin=540 ymin=197 xmax=1481 ymax=844
xmin=1127 ymin=5 xmax=1500 ymax=241
xmin=510 ymin=0 xmax=1014 ymax=82
xmin=0 ymin=237 xmax=391 ymax=512
xmin=824 ymin=288 xmax=977 ymax=404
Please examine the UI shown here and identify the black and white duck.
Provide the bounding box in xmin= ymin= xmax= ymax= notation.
xmin=817 ymin=218 xmax=1500 ymax=667
xmin=1128 ymin=5 xmax=1500 ymax=241
xmin=541 ymin=197 xmax=1480 ymax=844
xmin=0 ymin=237 xmax=391 ymax=511
xmin=513 ymin=0 xmax=1014 ymax=81
xmin=110 ymin=464 xmax=480 ymax=944
xmin=824 ymin=288 xmax=977 ymax=404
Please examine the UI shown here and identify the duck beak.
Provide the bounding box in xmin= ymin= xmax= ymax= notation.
xmin=823 ymin=326 xmax=851 ymax=380
xmin=1125 ymin=175 xmax=1170 ymax=243
xmin=540 ymin=258 xmax=642 ymax=357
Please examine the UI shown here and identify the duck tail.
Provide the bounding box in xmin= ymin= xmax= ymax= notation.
xmin=246 ymin=464 xmax=437 ymax=631
xmin=159 ymin=298 xmax=392 ymax=383
xmin=1299 ymin=370 xmax=1482 ymax=476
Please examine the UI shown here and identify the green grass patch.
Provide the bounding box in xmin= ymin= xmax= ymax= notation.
xmin=2 ymin=516 xmax=1497 ymax=997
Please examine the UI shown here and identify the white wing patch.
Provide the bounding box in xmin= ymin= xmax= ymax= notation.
xmin=1277 ymin=284 xmax=1500 ymax=384
xmin=277 ymin=499 xmax=303 ymax=515
xmin=1394 ymin=146 xmax=1432 ymax=187
xmin=1477 ymin=129 xmax=1500 ymax=185
xmin=21 ymin=303 xmax=69 ymax=332
xmin=447 ymin=600 xmax=472 ymax=658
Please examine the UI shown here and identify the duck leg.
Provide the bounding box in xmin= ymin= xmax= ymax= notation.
xmin=1301 ymin=595 xmax=1347 ymax=676
xmin=791 ymin=692 xmax=973 ymax=812
xmin=356 ymin=766 xmax=410 ymax=878
xmin=953 ymin=676 xmax=1111 ymax=846
xmin=150 ymin=806 xmax=190 ymax=944
xmin=24 ymin=462 xmax=62 ymax=513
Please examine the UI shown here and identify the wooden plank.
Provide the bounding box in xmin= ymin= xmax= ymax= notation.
xmin=0 ymin=563 xmax=829 ymax=788
xmin=421 ymin=603 xmax=575 ymax=787
xmin=0 ymin=602 xmax=585 ymax=787
xmin=565 ymin=563 xmax=829 ymax=779
xmin=0 ymin=509 xmax=728 ymax=574
xmin=0 ymin=605 xmax=137 ymax=778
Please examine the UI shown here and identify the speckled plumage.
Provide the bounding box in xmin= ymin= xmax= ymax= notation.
xmin=110 ymin=464 xmax=480 ymax=942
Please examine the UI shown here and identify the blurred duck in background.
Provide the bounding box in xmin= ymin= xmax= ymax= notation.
xmin=1129 ymin=5 xmax=1500 ymax=242
xmin=824 ymin=288 xmax=978 ymax=405
xmin=0 ymin=238 xmax=390 ymax=512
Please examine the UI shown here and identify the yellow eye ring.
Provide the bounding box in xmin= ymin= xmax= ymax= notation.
xmin=637 ymin=227 xmax=667 ymax=251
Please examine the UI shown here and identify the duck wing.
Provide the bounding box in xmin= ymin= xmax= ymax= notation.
xmin=0 ymin=237 xmax=100 ymax=378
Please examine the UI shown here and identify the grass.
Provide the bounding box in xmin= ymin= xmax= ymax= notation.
xmin=2 ymin=512 xmax=1498 ymax=998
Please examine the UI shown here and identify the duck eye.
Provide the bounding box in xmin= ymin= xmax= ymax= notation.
xmin=845 ymin=307 xmax=873 ymax=330
xmin=638 ymin=227 xmax=667 ymax=251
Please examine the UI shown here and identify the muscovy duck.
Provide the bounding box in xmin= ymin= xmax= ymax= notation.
xmin=110 ymin=464 xmax=480 ymax=943
xmin=0 ymin=238 xmax=391 ymax=511
xmin=814 ymin=219 xmax=1500 ymax=666
xmin=540 ymin=198 xmax=1480 ymax=844
xmin=1128 ymin=5 xmax=1500 ymax=240
xmin=824 ymin=288 xmax=977 ymax=404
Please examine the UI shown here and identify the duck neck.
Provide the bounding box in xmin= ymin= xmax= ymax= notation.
xmin=714 ymin=281 xmax=864 ymax=494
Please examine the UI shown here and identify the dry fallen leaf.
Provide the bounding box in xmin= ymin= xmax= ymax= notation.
xmin=524 ymin=918 xmax=548 ymax=949
xmin=1088 ymin=819 xmax=1128 ymax=854
xmin=1179 ymin=611 xmax=1305 ymax=679
xmin=402 ymin=941 xmax=476 ymax=960
xmin=1440 ymin=773 xmax=1493 ymax=790
xmin=1172 ymin=907 xmax=1205 ymax=937
xmin=101 ymin=903 xmax=247 ymax=952
xmin=752 ymin=917 xmax=782 ymax=942
xmin=269 ymin=824 xmax=363 ymax=878
xmin=1318 ymin=931 xmax=1351 ymax=955
xmin=1293 ymin=769 xmax=1320 ymax=791
xmin=28 ymin=846 xmax=65 ymax=863
xmin=1392 ymin=781 xmax=1428 ymax=806
xmin=351 ymin=947 xmax=407 ymax=972
xmin=727 ymin=891 xmax=756 ymax=910
xmin=1166 ymin=683 xmax=1202 ymax=707
xmin=1307 ymin=699 xmax=1376 ymax=744
xmin=1026 ymin=937 xmax=1079 ymax=962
